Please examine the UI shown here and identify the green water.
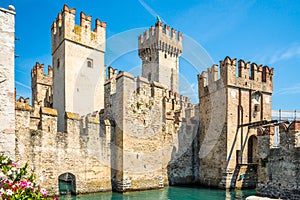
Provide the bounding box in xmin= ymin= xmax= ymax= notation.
xmin=59 ymin=187 xmax=256 ymax=200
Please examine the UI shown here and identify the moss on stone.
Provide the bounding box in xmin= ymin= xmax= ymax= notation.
xmin=65 ymin=112 xmax=80 ymax=120
xmin=15 ymin=102 xmax=32 ymax=111
xmin=87 ymin=116 xmax=100 ymax=124
xmin=41 ymin=107 xmax=58 ymax=116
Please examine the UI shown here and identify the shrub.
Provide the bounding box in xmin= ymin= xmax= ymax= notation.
xmin=0 ymin=154 xmax=57 ymax=200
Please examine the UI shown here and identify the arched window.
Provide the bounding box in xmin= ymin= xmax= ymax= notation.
xmin=87 ymin=58 xmax=93 ymax=68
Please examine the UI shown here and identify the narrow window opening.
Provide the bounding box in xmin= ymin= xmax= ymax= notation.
xmin=57 ymin=58 xmax=60 ymax=68
xmin=148 ymin=73 xmax=151 ymax=81
xmin=165 ymin=54 xmax=167 ymax=59
xmin=87 ymin=58 xmax=93 ymax=68
xmin=254 ymin=104 xmax=259 ymax=112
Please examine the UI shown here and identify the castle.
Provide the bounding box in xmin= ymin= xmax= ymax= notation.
xmin=1 ymin=4 xmax=300 ymax=199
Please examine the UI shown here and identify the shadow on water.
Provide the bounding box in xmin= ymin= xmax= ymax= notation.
xmin=58 ymin=186 xmax=256 ymax=200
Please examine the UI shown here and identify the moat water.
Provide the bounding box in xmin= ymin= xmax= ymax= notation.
xmin=59 ymin=186 xmax=256 ymax=200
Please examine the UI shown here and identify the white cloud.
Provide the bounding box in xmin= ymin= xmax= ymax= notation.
xmin=274 ymin=82 xmax=300 ymax=96
xmin=255 ymin=44 xmax=300 ymax=64
xmin=15 ymin=81 xmax=31 ymax=90
xmin=138 ymin=0 xmax=167 ymax=23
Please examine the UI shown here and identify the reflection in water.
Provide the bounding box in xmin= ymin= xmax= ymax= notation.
xmin=59 ymin=186 xmax=256 ymax=200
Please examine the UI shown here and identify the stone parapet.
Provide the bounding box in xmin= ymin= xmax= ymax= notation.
xmin=198 ymin=56 xmax=274 ymax=98
xmin=41 ymin=107 xmax=57 ymax=116
xmin=138 ymin=22 xmax=182 ymax=57
xmin=51 ymin=4 xmax=106 ymax=54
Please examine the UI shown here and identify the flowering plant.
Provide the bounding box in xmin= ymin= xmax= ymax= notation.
xmin=0 ymin=154 xmax=57 ymax=200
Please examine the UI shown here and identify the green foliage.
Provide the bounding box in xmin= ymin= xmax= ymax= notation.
xmin=0 ymin=154 xmax=57 ymax=200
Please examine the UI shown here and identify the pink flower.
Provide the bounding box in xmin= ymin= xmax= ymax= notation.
xmin=10 ymin=162 xmax=17 ymax=167
xmin=40 ymin=188 xmax=47 ymax=197
xmin=19 ymin=181 xmax=27 ymax=188
xmin=27 ymin=181 xmax=33 ymax=187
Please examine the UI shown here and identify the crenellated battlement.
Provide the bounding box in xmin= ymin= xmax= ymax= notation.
xmin=138 ymin=22 xmax=182 ymax=58
xmin=31 ymin=62 xmax=53 ymax=107
xmin=31 ymin=62 xmax=53 ymax=82
xmin=15 ymin=99 xmax=108 ymax=137
xmin=107 ymin=66 xmax=118 ymax=80
xmin=51 ymin=4 xmax=106 ymax=54
xmin=104 ymin=66 xmax=197 ymax=122
xmin=112 ymin=71 xmax=192 ymax=107
xmin=198 ymin=56 xmax=274 ymax=97
xmin=104 ymin=70 xmax=196 ymax=124
xmin=15 ymin=97 xmax=31 ymax=111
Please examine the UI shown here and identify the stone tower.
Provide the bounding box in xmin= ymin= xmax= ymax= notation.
xmin=0 ymin=5 xmax=16 ymax=160
xmin=138 ymin=21 xmax=182 ymax=92
xmin=198 ymin=56 xmax=273 ymax=189
xmin=51 ymin=4 xmax=106 ymax=131
xmin=31 ymin=62 xmax=53 ymax=107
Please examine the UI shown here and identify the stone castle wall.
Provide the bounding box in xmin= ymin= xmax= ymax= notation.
xmin=14 ymin=100 xmax=112 ymax=195
xmin=13 ymin=65 xmax=200 ymax=194
xmin=257 ymin=121 xmax=300 ymax=199
xmin=0 ymin=6 xmax=16 ymax=160
xmin=103 ymin=68 xmax=199 ymax=192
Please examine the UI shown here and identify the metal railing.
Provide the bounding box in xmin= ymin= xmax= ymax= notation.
xmin=272 ymin=110 xmax=300 ymax=121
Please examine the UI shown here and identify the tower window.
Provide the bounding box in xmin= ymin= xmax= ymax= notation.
xmin=148 ymin=73 xmax=151 ymax=81
xmin=87 ymin=58 xmax=93 ymax=68
xmin=57 ymin=58 xmax=60 ymax=68
xmin=165 ymin=54 xmax=167 ymax=59
xmin=254 ymin=104 xmax=259 ymax=112
xmin=149 ymin=57 xmax=152 ymax=61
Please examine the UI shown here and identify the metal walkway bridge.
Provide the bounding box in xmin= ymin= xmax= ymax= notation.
xmin=272 ymin=110 xmax=300 ymax=121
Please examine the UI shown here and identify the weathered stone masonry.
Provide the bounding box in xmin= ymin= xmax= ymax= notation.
xmin=15 ymin=99 xmax=112 ymax=194
xmin=0 ymin=6 xmax=16 ymax=160
xmin=198 ymin=57 xmax=273 ymax=189
xmin=257 ymin=121 xmax=300 ymax=199
xmin=103 ymin=67 xmax=199 ymax=191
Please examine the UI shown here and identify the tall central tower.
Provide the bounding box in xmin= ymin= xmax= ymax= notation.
xmin=51 ymin=5 xmax=106 ymax=131
xmin=138 ymin=21 xmax=182 ymax=92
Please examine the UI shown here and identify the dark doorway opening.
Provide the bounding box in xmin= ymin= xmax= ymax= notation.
xmin=248 ymin=135 xmax=258 ymax=164
xmin=58 ymin=173 xmax=76 ymax=196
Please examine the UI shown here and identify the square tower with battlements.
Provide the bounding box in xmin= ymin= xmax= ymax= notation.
xmin=138 ymin=21 xmax=182 ymax=93
xmin=31 ymin=62 xmax=53 ymax=107
xmin=51 ymin=5 xmax=106 ymax=131
xmin=198 ymin=56 xmax=274 ymax=189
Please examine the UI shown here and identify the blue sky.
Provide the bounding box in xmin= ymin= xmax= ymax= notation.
xmin=1 ymin=0 xmax=300 ymax=110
